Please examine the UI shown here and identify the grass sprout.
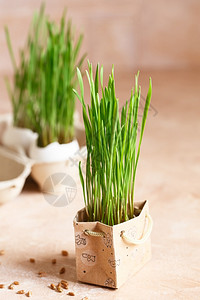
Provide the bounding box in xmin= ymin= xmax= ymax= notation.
xmin=5 ymin=3 xmax=86 ymax=147
xmin=74 ymin=61 xmax=152 ymax=225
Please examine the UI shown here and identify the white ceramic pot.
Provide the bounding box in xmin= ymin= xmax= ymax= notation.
xmin=1 ymin=126 xmax=38 ymax=156
xmin=0 ymin=113 xmax=12 ymax=144
xmin=1 ymin=111 xmax=85 ymax=154
xmin=0 ymin=112 xmax=86 ymax=193
xmin=29 ymin=139 xmax=79 ymax=190
xmin=29 ymin=111 xmax=86 ymax=191
xmin=0 ymin=146 xmax=31 ymax=204
xmin=29 ymin=139 xmax=79 ymax=163
xmin=29 ymin=141 xmax=86 ymax=192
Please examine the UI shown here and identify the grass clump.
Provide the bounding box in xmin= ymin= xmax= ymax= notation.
xmin=5 ymin=4 xmax=86 ymax=147
xmin=74 ymin=61 xmax=152 ymax=225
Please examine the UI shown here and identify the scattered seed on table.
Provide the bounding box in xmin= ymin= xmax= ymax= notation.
xmin=8 ymin=284 xmax=14 ymax=290
xmin=67 ymin=292 xmax=75 ymax=296
xmin=61 ymin=279 xmax=68 ymax=287
xmin=52 ymin=258 xmax=56 ymax=265
xmin=56 ymin=284 xmax=63 ymax=293
xmin=61 ymin=250 xmax=68 ymax=256
xmin=82 ymin=297 xmax=89 ymax=300
xmin=26 ymin=291 xmax=32 ymax=297
xmin=59 ymin=267 xmax=65 ymax=274
xmin=49 ymin=283 xmax=56 ymax=290
xmin=29 ymin=258 xmax=35 ymax=263
xmin=16 ymin=290 xmax=24 ymax=294
xmin=0 ymin=250 xmax=5 ymax=256
xmin=0 ymin=284 xmax=4 ymax=289
xmin=61 ymin=281 xmax=68 ymax=289
xmin=13 ymin=281 xmax=19 ymax=285
xmin=61 ymin=280 xmax=68 ymax=284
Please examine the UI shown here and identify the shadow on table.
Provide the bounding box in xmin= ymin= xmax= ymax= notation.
xmin=22 ymin=176 xmax=40 ymax=193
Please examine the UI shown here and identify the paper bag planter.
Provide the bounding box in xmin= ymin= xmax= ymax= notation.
xmin=73 ymin=200 xmax=153 ymax=288
xmin=73 ymin=62 xmax=153 ymax=288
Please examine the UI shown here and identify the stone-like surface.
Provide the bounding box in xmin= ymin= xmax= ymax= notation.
xmin=0 ymin=69 xmax=200 ymax=299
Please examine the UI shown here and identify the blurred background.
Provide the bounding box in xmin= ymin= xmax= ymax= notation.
xmin=1 ymin=0 xmax=200 ymax=70
xmin=1 ymin=0 xmax=200 ymax=111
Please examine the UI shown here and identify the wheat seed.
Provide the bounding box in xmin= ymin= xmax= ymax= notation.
xmin=26 ymin=291 xmax=32 ymax=297
xmin=56 ymin=284 xmax=63 ymax=293
xmin=61 ymin=281 xmax=68 ymax=289
xmin=49 ymin=283 xmax=56 ymax=290
xmin=67 ymin=292 xmax=75 ymax=296
xmin=8 ymin=284 xmax=14 ymax=290
xmin=16 ymin=290 xmax=24 ymax=294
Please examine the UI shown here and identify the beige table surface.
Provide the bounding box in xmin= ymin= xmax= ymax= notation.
xmin=0 ymin=70 xmax=200 ymax=300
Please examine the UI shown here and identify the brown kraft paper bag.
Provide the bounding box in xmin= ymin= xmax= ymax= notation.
xmin=73 ymin=200 xmax=153 ymax=288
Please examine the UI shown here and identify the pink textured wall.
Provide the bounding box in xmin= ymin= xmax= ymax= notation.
xmin=0 ymin=0 xmax=200 ymax=75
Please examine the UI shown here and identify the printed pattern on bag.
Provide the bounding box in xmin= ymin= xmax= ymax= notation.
xmin=82 ymin=253 xmax=96 ymax=262
xmin=108 ymin=259 xmax=120 ymax=268
xmin=128 ymin=226 xmax=137 ymax=239
xmin=103 ymin=233 xmax=113 ymax=248
xmin=75 ymin=233 xmax=87 ymax=248
xmin=81 ymin=250 xmax=97 ymax=266
xmin=105 ymin=278 xmax=115 ymax=288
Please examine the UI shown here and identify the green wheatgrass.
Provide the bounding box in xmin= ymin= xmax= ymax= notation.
xmin=74 ymin=61 xmax=152 ymax=225
xmin=5 ymin=4 xmax=86 ymax=147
